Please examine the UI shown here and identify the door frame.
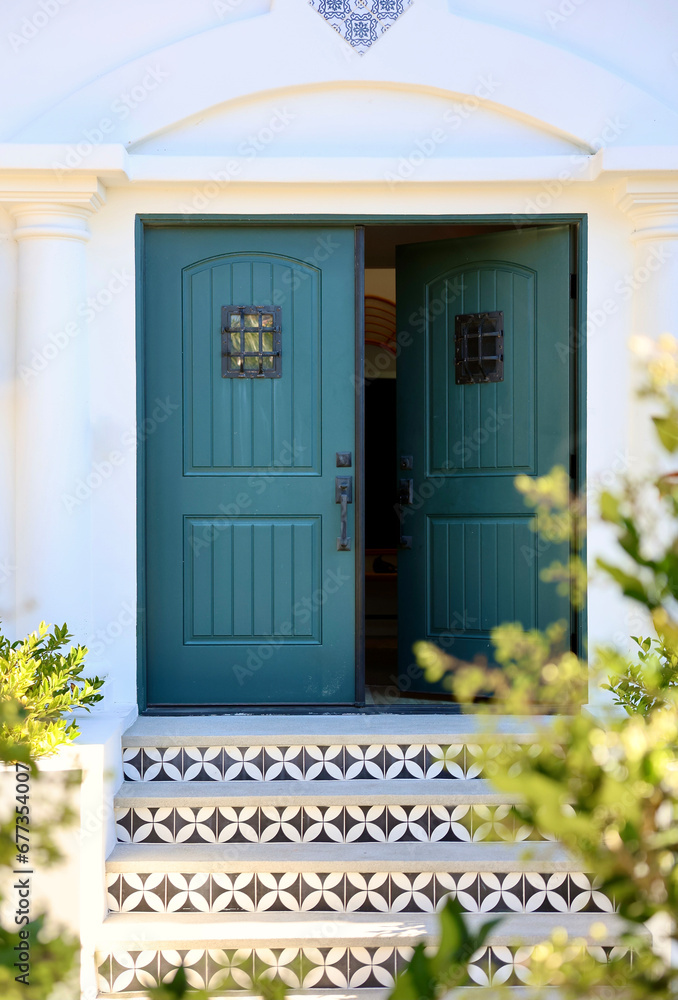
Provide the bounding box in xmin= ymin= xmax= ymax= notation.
xmin=135 ymin=214 xmax=587 ymax=713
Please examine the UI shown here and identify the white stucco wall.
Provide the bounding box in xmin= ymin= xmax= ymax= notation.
xmin=0 ymin=0 xmax=677 ymax=710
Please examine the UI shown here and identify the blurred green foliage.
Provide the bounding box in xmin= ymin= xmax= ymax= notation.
xmin=393 ymin=334 xmax=678 ymax=999
xmin=0 ymin=621 xmax=104 ymax=999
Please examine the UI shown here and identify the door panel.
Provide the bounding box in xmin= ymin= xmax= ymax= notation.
xmin=184 ymin=256 xmax=320 ymax=474
xmin=396 ymin=228 xmax=571 ymax=692
xmin=143 ymin=227 xmax=356 ymax=707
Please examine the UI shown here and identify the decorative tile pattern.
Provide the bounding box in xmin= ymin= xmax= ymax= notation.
xmin=105 ymin=870 xmax=613 ymax=914
xmin=116 ymin=803 xmax=555 ymax=845
xmin=308 ymin=0 xmax=413 ymax=56
xmin=97 ymin=942 xmax=625 ymax=993
xmin=121 ymin=743 xmax=518 ymax=782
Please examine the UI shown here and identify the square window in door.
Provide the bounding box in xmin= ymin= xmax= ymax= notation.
xmin=221 ymin=305 xmax=282 ymax=378
xmin=454 ymin=310 xmax=504 ymax=384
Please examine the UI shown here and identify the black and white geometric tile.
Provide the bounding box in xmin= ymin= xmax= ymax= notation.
xmin=114 ymin=803 xmax=554 ymax=845
xmin=105 ymin=870 xmax=614 ymax=914
xmin=97 ymin=942 xmax=625 ymax=993
xmin=307 ymin=0 xmax=413 ymax=56
xmin=121 ymin=743 xmax=521 ymax=782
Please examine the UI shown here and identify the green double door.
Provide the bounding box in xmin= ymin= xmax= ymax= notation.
xmin=396 ymin=227 xmax=572 ymax=693
xmin=142 ymin=224 xmax=572 ymax=707
xmin=143 ymin=226 xmax=357 ymax=707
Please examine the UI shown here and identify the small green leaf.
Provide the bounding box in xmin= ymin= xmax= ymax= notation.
xmin=653 ymin=414 xmax=678 ymax=453
xmin=599 ymin=491 xmax=621 ymax=523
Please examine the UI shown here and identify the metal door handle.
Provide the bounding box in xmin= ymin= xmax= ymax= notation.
xmin=335 ymin=476 xmax=352 ymax=551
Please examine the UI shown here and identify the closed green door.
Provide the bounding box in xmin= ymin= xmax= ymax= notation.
xmin=142 ymin=226 xmax=357 ymax=707
xmin=396 ymin=227 xmax=572 ymax=693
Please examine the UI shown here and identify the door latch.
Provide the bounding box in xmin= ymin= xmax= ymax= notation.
xmin=399 ymin=478 xmax=414 ymax=505
xmin=335 ymin=476 xmax=352 ymax=551
xmin=398 ymin=478 xmax=413 ymax=548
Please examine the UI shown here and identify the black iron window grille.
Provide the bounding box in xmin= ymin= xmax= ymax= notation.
xmin=454 ymin=310 xmax=504 ymax=384
xmin=221 ymin=306 xmax=282 ymax=378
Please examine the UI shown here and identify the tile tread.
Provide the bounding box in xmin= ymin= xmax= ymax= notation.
xmin=106 ymin=841 xmax=576 ymax=873
xmin=115 ymin=778 xmax=515 ymax=806
xmin=122 ymin=715 xmax=554 ymax=747
xmin=98 ymin=910 xmax=629 ymax=947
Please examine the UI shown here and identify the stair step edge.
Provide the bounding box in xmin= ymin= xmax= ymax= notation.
xmin=115 ymin=778 xmax=518 ymax=807
xmin=96 ymin=911 xmax=631 ymax=949
xmin=122 ymin=715 xmax=556 ymax=748
xmin=106 ymin=841 xmax=577 ymax=873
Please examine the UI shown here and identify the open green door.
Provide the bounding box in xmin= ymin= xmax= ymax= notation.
xmin=396 ymin=227 xmax=572 ymax=694
xmin=142 ymin=226 xmax=357 ymax=707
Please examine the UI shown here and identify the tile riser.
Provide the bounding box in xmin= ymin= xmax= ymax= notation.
xmin=106 ymin=870 xmax=613 ymax=914
xmin=114 ymin=804 xmax=554 ymax=845
xmin=121 ymin=743 xmax=516 ymax=782
xmin=96 ymin=943 xmax=630 ymax=994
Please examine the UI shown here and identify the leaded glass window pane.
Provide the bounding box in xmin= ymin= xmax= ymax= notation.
xmin=221 ymin=305 xmax=282 ymax=379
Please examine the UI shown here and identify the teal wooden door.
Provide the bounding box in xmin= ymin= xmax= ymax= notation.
xmin=142 ymin=226 xmax=357 ymax=707
xmin=396 ymin=227 xmax=572 ymax=693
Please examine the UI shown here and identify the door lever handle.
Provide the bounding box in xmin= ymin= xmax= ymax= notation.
xmin=335 ymin=476 xmax=352 ymax=551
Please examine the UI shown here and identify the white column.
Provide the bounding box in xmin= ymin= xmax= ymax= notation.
xmin=0 ymin=220 xmax=17 ymax=635
xmin=11 ymin=203 xmax=96 ymax=643
xmin=616 ymin=181 xmax=678 ymax=467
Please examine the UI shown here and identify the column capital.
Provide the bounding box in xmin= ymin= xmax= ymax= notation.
xmin=615 ymin=179 xmax=678 ymax=242
xmin=3 ymin=176 xmax=105 ymax=240
xmin=10 ymin=202 xmax=96 ymax=242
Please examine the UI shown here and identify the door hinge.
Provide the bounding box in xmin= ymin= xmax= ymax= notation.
xmin=570 ymin=273 xmax=577 ymax=299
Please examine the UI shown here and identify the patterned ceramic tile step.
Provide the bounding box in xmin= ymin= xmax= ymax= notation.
xmin=105 ymin=869 xmax=612 ymax=915
xmin=97 ymin=991 xmax=563 ymax=1000
xmin=121 ymin=742 xmax=525 ymax=782
xmin=97 ymin=991 xmax=565 ymax=1000
xmin=95 ymin=912 xmax=630 ymax=994
xmin=114 ymin=802 xmax=552 ymax=845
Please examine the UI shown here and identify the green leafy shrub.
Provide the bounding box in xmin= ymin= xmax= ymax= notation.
xmin=0 ymin=621 xmax=104 ymax=759
xmin=0 ymin=623 xmax=103 ymax=998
